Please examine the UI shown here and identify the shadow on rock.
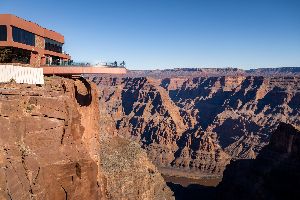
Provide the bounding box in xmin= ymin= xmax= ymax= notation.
xmin=74 ymin=77 xmax=92 ymax=106
xmin=167 ymin=182 xmax=216 ymax=200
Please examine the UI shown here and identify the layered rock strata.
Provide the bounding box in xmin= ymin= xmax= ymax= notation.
xmin=92 ymin=75 xmax=300 ymax=177
xmin=0 ymin=77 xmax=104 ymax=199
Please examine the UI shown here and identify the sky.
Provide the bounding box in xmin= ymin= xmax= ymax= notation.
xmin=0 ymin=0 xmax=300 ymax=70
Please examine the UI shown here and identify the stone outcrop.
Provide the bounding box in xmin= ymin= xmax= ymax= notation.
xmin=0 ymin=77 xmax=104 ymax=199
xmin=0 ymin=77 xmax=174 ymax=200
xmin=92 ymin=75 xmax=300 ymax=178
xmin=216 ymin=123 xmax=300 ymax=200
xmin=99 ymin=136 xmax=174 ymax=200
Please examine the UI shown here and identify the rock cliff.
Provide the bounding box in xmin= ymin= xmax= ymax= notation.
xmin=99 ymin=136 xmax=173 ymax=200
xmin=0 ymin=77 xmax=174 ymax=200
xmin=165 ymin=123 xmax=300 ymax=200
xmin=216 ymin=123 xmax=300 ymax=200
xmin=92 ymin=75 xmax=300 ymax=178
xmin=0 ymin=77 xmax=104 ymax=199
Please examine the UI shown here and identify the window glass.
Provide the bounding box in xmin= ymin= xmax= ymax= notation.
xmin=12 ymin=26 xmax=35 ymax=46
xmin=45 ymin=38 xmax=62 ymax=53
xmin=0 ymin=25 xmax=7 ymax=41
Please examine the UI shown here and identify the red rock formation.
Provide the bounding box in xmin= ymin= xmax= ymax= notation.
xmin=0 ymin=77 xmax=174 ymax=200
xmin=0 ymin=78 xmax=105 ymax=199
xmin=99 ymin=136 xmax=174 ymax=200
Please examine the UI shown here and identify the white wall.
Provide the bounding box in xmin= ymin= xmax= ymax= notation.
xmin=0 ymin=65 xmax=44 ymax=84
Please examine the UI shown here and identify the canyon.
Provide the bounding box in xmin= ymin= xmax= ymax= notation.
xmin=0 ymin=67 xmax=299 ymax=199
xmin=92 ymin=70 xmax=300 ymax=179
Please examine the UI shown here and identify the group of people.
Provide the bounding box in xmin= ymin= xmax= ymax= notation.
xmin=112 ymin=61 xmax=126 ymax=67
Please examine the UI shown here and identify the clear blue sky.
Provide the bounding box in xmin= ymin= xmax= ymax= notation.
xmin=1 ymin=0 xmax=300 ymax=70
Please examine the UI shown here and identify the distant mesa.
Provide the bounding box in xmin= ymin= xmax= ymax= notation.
xmin=123 ymin=67 xmax=300 ymax=78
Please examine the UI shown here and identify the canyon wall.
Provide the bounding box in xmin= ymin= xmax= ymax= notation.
xmin=0 ymin=77 xmax=174 ymax=200
xmin=122 ymin=67 xmax=300 ymax=79
xmin=0 ymin=77 xmax=104 ymax=199
xmin=217 ymin=123 xmax=300 ymax=200
xmin=93 ymin=75 xmax=300 ymax=177
xmin=165 ymin=122 xmax=300 ymax=200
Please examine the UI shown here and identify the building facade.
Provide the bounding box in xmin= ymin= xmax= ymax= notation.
xmin=0 ymin=14 xmax=70 ymax=67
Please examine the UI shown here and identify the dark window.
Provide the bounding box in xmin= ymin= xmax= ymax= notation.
xmin=0 ymin=25 xmax=7 ymax=41
xmin=0 ymin=47 xmax=31 ymax=64
xmin=45 ymin=38 xmax=62 ymax=53
xmin=12 ymin=26 xmax=35 ymax=46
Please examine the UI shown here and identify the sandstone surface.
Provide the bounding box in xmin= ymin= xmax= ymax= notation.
xmin=0 ymin=77 xmax=104 ymax=199
xmin=99 ymin=136 xmax=174 ymax=200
